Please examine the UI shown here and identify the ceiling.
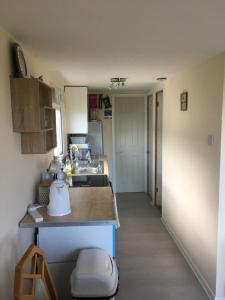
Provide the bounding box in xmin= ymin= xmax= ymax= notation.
xmin=1 ymin=0 xmax=225 ymax=91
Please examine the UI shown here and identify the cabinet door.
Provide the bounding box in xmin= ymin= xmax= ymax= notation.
xmin=10 ymin=78 xmax=41 ymax=132
xmin=38 ymin=226 xmax=114 ymax=263
xmin=65 ymin=87 xmax=88 ymax=134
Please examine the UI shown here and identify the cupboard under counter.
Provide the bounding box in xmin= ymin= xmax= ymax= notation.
xmin=19 ymin=187 xmax=118 ymax=261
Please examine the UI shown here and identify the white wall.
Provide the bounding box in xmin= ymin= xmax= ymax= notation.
xmin=0 ymin=27 xmax=65 ymax=300
xmin=162 ymin=54 xmax=225 ymax=296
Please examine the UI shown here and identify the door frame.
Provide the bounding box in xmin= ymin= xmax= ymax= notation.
xmin=147 ymin=96 xmax=150 ymax=195
xmin=146 ymin=94 xmax=153 ymax=199
xmin=112 ymin=94 xmax=147 ymax=193
xmin=155 ymin=90 xmax=163 ymax=207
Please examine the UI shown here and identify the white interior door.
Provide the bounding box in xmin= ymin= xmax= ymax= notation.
xmin=114 ymin=96 xmax=145 ymax=192
xmin=155 ymin=91 xmax=163 ymax=206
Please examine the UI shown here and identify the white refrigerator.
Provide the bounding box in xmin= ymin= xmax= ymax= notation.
xmin=87 ymin=121 xmax=103 ymax=156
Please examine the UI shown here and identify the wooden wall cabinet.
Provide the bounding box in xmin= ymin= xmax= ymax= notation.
xmin=10 ymin=78 xmax=56 ymax=154
xmin=64 ymin=86 xmax=88 ymax=134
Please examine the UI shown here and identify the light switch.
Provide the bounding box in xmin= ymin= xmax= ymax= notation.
xmin=208 ymin=135 xmax=214 ymax=146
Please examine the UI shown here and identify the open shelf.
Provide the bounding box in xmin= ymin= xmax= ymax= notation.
xmin=41 ymin=107 xmax=55 ymax=130
xmin=39 ymin=81 xmax=53 ymax=108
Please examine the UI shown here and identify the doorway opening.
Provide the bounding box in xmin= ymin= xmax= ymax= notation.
xmin=147 ymin=91 xmax=163 ymax=209
xmin=155 ymin=90 xmax=163 ymax=209
xmin=147 ymin=95 xmax=154 ymax=201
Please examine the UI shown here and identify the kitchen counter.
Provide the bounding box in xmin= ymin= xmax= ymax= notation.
xmin=19 ymin=186 xmax=118 ymax=228
xmin=19 ymin=159 xmax=118 ymax=299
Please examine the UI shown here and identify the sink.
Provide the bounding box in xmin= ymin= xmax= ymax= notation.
xmin=68 ymin=174 xmax=110 ymax=187
xmin=77 ymin=160 xmax=104 ymax=174
xmin=78 ymin=167 xmax=99 ymax=174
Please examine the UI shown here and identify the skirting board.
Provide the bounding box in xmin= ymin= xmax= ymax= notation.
xmin=161 ymin=217 xmax=215 ymax=300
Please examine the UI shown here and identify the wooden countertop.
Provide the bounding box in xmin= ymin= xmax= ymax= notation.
xmin=19 ymin=187 xmax=117 ymax=228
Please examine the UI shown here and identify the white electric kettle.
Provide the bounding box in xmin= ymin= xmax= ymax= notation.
xmin=48 ymin=180 xmax=71 ymax=216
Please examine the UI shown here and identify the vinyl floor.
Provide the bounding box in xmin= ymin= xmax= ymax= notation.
xmin=115 ymin=193 xmax=208 ymax=300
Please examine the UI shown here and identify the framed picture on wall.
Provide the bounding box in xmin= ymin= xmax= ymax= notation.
xmin=180 ymin=91 xmax=188 ymax=111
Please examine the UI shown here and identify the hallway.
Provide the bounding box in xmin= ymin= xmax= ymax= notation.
xmin=116 ymin=193 xmax=208 ymax=300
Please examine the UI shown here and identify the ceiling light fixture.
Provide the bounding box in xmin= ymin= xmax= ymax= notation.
xmin=109 ymin=77 xmax=127 ymax=89
xmin=156 ymin=77 xmax=167 ymax=81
